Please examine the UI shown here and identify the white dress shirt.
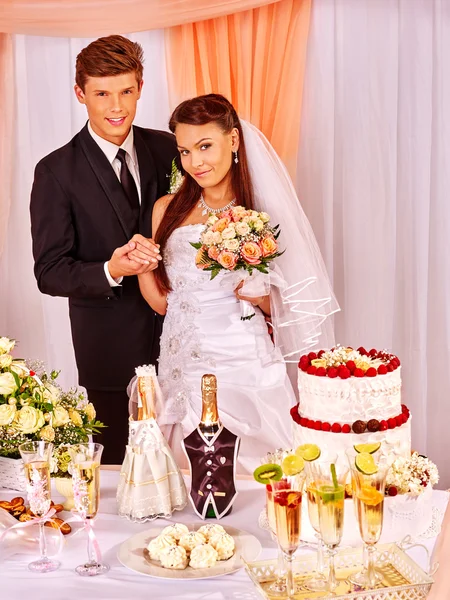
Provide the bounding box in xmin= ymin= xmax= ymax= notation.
xmin=87 ymin=122 xmax=141 ymax=287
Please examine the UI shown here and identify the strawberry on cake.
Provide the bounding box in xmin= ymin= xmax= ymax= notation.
xmin=291 ymin=346 xmax=411 ymax=463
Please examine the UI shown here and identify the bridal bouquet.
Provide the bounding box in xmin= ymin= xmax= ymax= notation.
xmin=0 ymin=336 xmax=105 ymax=463
xmin=191 ymin=205 xmax=284 ymax=319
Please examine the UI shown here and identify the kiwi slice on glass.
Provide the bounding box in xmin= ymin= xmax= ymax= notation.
xmin=253 ymin=463 xmax=283 ymax=484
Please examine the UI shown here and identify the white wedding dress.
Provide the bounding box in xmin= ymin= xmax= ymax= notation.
xmin=157 ymin=224 xmax=296 ymax=474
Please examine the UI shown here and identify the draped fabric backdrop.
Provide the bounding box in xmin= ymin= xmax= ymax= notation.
xmin=0 ymin=0 xmax=449 ymax=492
xmin=297 ymin=0 xmax=450 ymax=485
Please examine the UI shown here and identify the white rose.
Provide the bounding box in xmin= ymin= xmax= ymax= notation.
xmin=0 ymin=354 xmax=13 ymax=369
xmin=0 ymin=403 xmax=16 ymax=425
xmin=223 ymin=239 xmax=239 ymax=251
xmin=252 ymin=219 xmax=264 ymax=232
xmin=53 ymin=405 xmax=70 ymax=427
xmin=206 ymin=215 xmax=219 ymax=226
xmin=221 ymin=225 xmax=236 ymax=240
xmin=0 ymin=337 xmax=15 ymax=355
xmin=43 ymin=384 xmax=61 ymax=405
xmin=235 ymin=222 xmax=250 ymax=236
xmin=9 ymin=361 xmax=28 ymax=377
xmin=259 ymin=212 xmax=270 ymax=223
xmin=68 ymin=409 xmax=83 ymax=427
xmin=14 ymin=406 xmax=45 ymax=434
xmin=201 ymin=231 xmax=214 ymax=246
xmin=211 ymin=231 xmax=222 ymax=244
xmin=0 ymin=372 xmax=18 ymax=395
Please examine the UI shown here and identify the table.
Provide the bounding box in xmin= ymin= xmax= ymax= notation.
xmin=0 ymin=470 xmax=448 ymax=600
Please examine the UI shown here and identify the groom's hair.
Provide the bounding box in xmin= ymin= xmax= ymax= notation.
xmin=75 ymin=35 xmax=144 ymax=91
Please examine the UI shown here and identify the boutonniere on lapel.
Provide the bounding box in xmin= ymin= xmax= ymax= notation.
xmin=168 ymin=158 xmax=184 ymax=194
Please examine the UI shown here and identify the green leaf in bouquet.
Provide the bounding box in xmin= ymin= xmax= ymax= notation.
xmin=190 ymin=242 xmax=203 ymax=250
xmin=210 ymin=268 xmax=221 ymax=280
xmin=254 ymin=265 xmax=269 ymax=274
xmin=10 ymin=369 xmax=21 ymax=390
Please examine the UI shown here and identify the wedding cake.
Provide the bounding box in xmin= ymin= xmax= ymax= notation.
xmin=291 ymin=346 xmax=411 ymax=462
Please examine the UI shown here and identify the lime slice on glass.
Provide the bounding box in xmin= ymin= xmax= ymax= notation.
xmin=354 ymin=443 xmax=381 ymax=455
xmin=318 ymin=484 xmax=345 ymax=503
xmin=355 ymin=452 xmax=378 ymax=475
xmin=282 ymin=454 xmax=305 ymax=476
xmin=253 ymin=463 xmax=283 ymax=484
xmin=295 ymin=443 xmax=321 ymax=462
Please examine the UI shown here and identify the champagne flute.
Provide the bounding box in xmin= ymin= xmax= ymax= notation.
xmin=303 ymin=453 xmax=337 ymax=592
xmin=19 ymin=441 xmax=60 ymax=573
xmin=68 ymin=443 xmax=109 ymax=576
xmin=271 ymin=472 xmax=306 ymax=599
xmin=309 ymin=459 xmax=348 ymax=592
xmin=346 ymin=447 xmax=389 ymax=589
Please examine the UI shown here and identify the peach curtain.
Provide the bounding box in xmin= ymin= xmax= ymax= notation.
xmin=165 ymin=0 xmax=311 ymax=176
xmin=0 ymin=32 xmax=14 ymax=256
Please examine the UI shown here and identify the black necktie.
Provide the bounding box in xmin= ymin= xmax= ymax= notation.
xmin=116 ymin=148 xmax=140 ymax=210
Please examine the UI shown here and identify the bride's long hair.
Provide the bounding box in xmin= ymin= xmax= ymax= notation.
xmin=153 ymin=94 xmax=255 ymax=295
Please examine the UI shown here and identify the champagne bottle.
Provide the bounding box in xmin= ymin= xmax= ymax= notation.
xmin=137 ymin=372 xmax=156 ymax=421
xmin=199 ymin=374 xmax=221 ymax=440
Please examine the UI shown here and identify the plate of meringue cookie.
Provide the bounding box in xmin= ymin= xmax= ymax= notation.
xmin=117 ymin=522 xmax=262 ymax=579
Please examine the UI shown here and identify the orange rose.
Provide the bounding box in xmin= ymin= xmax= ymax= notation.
xmin=241 ymin=241 xmax=262 ymax=265
xmin=208 ymin=246 xmax=221 ymax=261
xmin=261 ymin=236 xmax=278 ymax=257
xmin=213 ymin=217 xmax=231 ymax=232
xmin=217 ymin=250 xmax=238 ymax=270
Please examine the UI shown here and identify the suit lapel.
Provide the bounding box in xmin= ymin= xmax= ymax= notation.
xmin=134 ymin=126 xmax=158 ymax=238
xmin=79 ymin=124 xmax=134 ymax=240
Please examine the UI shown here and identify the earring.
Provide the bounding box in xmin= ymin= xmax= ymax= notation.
xmin=234 ymin=151 xmax=239 ymax=164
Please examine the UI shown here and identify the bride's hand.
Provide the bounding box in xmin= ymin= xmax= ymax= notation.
xmin=234 ymin=281 xmax=265 ymax=306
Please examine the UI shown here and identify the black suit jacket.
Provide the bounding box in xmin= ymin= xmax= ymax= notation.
xmin=30 ymin=124 xmax=177 ymax=391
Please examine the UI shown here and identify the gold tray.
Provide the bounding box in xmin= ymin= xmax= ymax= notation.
xmin=244 ymin=542 xmax=435 ymax=599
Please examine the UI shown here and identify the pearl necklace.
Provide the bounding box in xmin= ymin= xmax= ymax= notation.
xmin=198 ymin=194 xmax=236 ymax=216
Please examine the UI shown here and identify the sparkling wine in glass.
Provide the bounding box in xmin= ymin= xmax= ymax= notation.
xmin=271 ymin=473 xmax=305 ymax=599
xmin=68 ymin=443 xmax=109 ymax=576
xmin=309 ymin=459 xmax=348 ymax=592
xmin=346 ymin=447 xmax=389 ymax=589
xmin=19 ymin=441 xmax=60 ymax=573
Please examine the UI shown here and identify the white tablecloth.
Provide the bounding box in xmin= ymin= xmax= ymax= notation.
xmin=0 ymin=471 xmax=448 ymax=600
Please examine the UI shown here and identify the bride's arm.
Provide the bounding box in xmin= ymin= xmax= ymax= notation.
xmin=137 ymin=195 xmax=173 ymax=315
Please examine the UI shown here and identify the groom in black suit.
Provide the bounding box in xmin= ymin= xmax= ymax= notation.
xmin=30 ymin=35 xmax=177 ymax=463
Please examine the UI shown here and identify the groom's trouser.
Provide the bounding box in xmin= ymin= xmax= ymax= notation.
xmin=86 ymin=389 xmax=129 ymax=465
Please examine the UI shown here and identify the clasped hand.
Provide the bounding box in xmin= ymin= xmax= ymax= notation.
xmin=108 ymin=234 xmax=161 ymax=279
xmin=234 ymin=281 xmax=265 ymax=306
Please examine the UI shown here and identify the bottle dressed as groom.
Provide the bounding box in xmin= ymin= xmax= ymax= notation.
xmin=30 ymin=35 xmax=177 ymax=464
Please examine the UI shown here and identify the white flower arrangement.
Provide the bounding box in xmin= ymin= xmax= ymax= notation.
xmin=168 ymin=159 xmax=184 ymax=194
xmin=386 ymin=452 xmax=439 ymax=496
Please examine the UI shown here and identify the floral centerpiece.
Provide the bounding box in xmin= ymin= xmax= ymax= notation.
xmin=0 ymin=336 xmax=105 ymax=491
xmin=191 ymin=205 xmax=284 ymax=319
xmin=386 ymin=452 xmax=439 ymax=497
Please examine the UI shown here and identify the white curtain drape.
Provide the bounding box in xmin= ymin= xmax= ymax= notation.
xmin=298 ymin=0 xmax=450 ymax=486
xmin=0 ymin=31 xmax=170 ymax=390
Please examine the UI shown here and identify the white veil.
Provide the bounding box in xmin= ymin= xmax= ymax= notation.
xmin=240 ymin=120 xmax=340 ymax=362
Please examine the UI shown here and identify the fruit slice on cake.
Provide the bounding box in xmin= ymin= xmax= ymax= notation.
xmin=354 ymin=443 xmax=381 ymax=455
xmin=355 ymin=452 xmax=378 ymax=475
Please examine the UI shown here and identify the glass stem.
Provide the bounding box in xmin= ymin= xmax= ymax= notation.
xmin=366 ymin=544 xmax=377 ymax=588
xmin=39 ymin=519 xmax=48 ymax=561
xmin=284 ymin=553 xmax=295 ymax=598
xmin=276 ymin=546 xmax=285 ymax=580
xmin=327 ymin=546 xmax=338 ymax=591
xmin=86 ymin=519 xmax=96 ymax=565
xmin=315 ymin=533 xmax=324 ymax=574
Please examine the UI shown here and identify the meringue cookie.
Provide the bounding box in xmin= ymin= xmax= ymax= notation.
xmin=147 ymin=534 xmax=177 ymax=561
xmin=160 ymin=523 xmax=189 ymax=541
xmin=178 ymin=531 xmax=206 ymax=555
xmin=189 ymin=543 xmax=218 ymax=569
xmin=197 ymin=524 xmax=226 ymax=541
xmin=209 ymin=532 xmax=235 ymax=560
xmin=159 ymin=545 xmax=188 ymax=570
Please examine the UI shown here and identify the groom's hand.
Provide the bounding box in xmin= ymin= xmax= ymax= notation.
xmin=108 ymin=238 xmax=160 ymax=279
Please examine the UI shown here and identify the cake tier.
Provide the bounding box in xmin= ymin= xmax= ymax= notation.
xmin=298 ymin=367 xmax=402 ymax=424
xmin=292 ymin=418 xmax=411 ymax=466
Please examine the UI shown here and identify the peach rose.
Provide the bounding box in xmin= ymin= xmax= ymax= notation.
xmin=208 ymin=246 xmax=221 ymax=261
xmin=241 ymin=241 xmax=262 ymax=264
xmin=217 ymin=250 xmax=238 ymax=270
xmin=212 ymin=217 xmax=231 ymax=233
xmin=261 ymin=236 xmax=278 ymax=257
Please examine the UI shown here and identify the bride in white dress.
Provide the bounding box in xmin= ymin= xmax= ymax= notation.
xmin=136 ymin=94 xmax=338 ymax=473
